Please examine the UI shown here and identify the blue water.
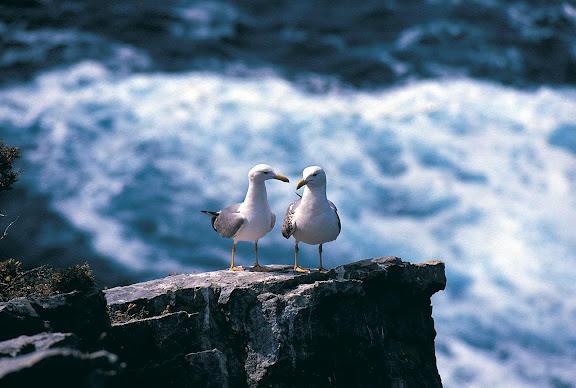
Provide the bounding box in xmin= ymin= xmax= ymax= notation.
xmin=1 ymin=1 xmax=575 ymax=386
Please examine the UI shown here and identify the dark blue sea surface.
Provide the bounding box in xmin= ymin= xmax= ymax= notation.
xmin=0 ymin=1 xmax=575 ymax=386
xmin=1 ymin=0 xmax=575 ymax=88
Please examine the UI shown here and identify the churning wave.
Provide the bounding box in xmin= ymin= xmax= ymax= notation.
xmin=1 ymin=0 xmax=575 ymax=88
xmin=1 ymin=63 xmax=575 ymax=386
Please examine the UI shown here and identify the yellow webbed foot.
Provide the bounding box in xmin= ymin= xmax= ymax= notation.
xmin=230 ymin=266 xmax=244 ymax=271
xmin=318 ymin=267 xmax=328 ymax=272
xmin=293 ymin=266 xmax=310 ymax=273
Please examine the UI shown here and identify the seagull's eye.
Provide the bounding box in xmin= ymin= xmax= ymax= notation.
xmin=312 ymin=173 xmax=318 ymax=177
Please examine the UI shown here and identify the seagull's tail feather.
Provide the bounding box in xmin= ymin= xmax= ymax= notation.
xmin=201 ymin=210 xmax=220 ymax=232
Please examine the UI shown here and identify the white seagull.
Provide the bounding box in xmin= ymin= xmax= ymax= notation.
xmin=202 ymin=164 xmax=289 ymax=271
xmin=281 ymin=166 xmax=341 ymax=272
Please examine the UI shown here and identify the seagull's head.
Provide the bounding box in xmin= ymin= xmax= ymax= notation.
xmin=297 ymin=166 xmax=326 ymax=189
xmin=248 ymin=164 xmax=290 ymax=183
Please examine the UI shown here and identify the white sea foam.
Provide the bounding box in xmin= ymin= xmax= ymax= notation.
xmin=1 ymin=62 xmax=575 ymax=386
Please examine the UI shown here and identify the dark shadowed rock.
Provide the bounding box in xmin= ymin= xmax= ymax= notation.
xmin=0 ymin=288 xmax=110 ymax=346
xmin=186 ymin=349 xmax=230 ymax=388
xmin=0 ymin=286 xmax=118 ymax=387
xmin=0 ymin=348 xmax=121 ymax=388
xmin=105 ymin=257 xmax=446 ymax=387
xmin=0 ymin=298 xmax=47 ymax=340
xmin=0 ymin=332 xmax=79 ymax=358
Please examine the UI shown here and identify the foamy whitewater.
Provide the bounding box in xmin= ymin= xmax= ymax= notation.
xmin=1 ymin=63 xmax=575 ymax=386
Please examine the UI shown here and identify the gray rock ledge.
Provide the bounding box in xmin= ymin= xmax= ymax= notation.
xmin=105 ymin=256 xmax=446 ymax=388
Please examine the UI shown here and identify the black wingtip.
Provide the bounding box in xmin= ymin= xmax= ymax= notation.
xmin=201 ymin=210 xmax=219 ymax=232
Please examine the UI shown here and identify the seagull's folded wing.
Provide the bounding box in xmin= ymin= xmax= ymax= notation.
xmin=329 ymin=200 xmax=341 ymax=234
xmin=214 ymin=203 xmax=245 ymax=238
xmin=281 ymin=199 xmax=301 ymax=238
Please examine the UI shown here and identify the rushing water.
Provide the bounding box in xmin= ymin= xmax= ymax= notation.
xmin=1 ymin=1 xmax=575 ymax=386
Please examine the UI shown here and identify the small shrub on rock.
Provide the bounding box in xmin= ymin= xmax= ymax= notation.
xmin=0 ymin=141 xmax=20 ymax=192
xmin=0 ymin=259 xmax=97 ymax=302
xmin=50 ymin=263 xmax=96 ymax=293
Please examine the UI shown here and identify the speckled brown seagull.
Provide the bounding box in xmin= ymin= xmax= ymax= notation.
xmin=202 ymin=164 xmax=289 ymax=271
xmin=282 ymin=166 xmax=341 ymax=272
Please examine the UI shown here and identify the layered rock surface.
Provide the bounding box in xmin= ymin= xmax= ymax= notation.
xmin=0 ymin=287 xmax=121 ymax=387
xmin=106 ymin=257 xmax=446 ymax=387
xmin=0 ymin=257 xmax=446 ymax=387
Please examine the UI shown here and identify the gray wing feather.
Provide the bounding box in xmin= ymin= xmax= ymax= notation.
xmin=329 ymin=200 xmax=341 ymax=234
xmin=213 ymin=203 xmax=245 ymax=238
xmin=281 ymin=199 xmax=301 ymax=238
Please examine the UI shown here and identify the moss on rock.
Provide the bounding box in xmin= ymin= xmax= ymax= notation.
xmin=0 ymin=259 xmax=96 ymax=302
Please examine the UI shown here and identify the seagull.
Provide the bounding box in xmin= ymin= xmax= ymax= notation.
xmin=202 ymin=164 xmax=289 ymax=271
xmin=281 ymin=166 xmax=341 ymax=272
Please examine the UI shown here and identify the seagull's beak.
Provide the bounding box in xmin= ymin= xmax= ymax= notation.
xmin=296 ymin=179 xmax=307 ymax=190
xmin=274 ymin=173 xmax=290 ymax=183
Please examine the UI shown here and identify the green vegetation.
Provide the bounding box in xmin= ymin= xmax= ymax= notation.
xmin=0 ymin=141 xmax=20 ymax=192
xmin=1 ymin=140 xmax=20 ymax=240
xmin=0 ymin=259 xmax=96 ymax=302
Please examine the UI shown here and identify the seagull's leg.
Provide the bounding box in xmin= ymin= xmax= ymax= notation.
xmin=293 ymin=240 xmax=299 ymax=270
xmin=252 ymin=240 xmax=268 ymax=272
xmin=318 ymin=244 xmax=326 ymax=272
xmin=293 ymin=240 xmax=308 ymax=273
xmin=230 ymin=241 xmax=243 ymax=271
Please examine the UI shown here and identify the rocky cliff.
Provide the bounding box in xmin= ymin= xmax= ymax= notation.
xmin=0 ymin=257 xmax=446 ymax=387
